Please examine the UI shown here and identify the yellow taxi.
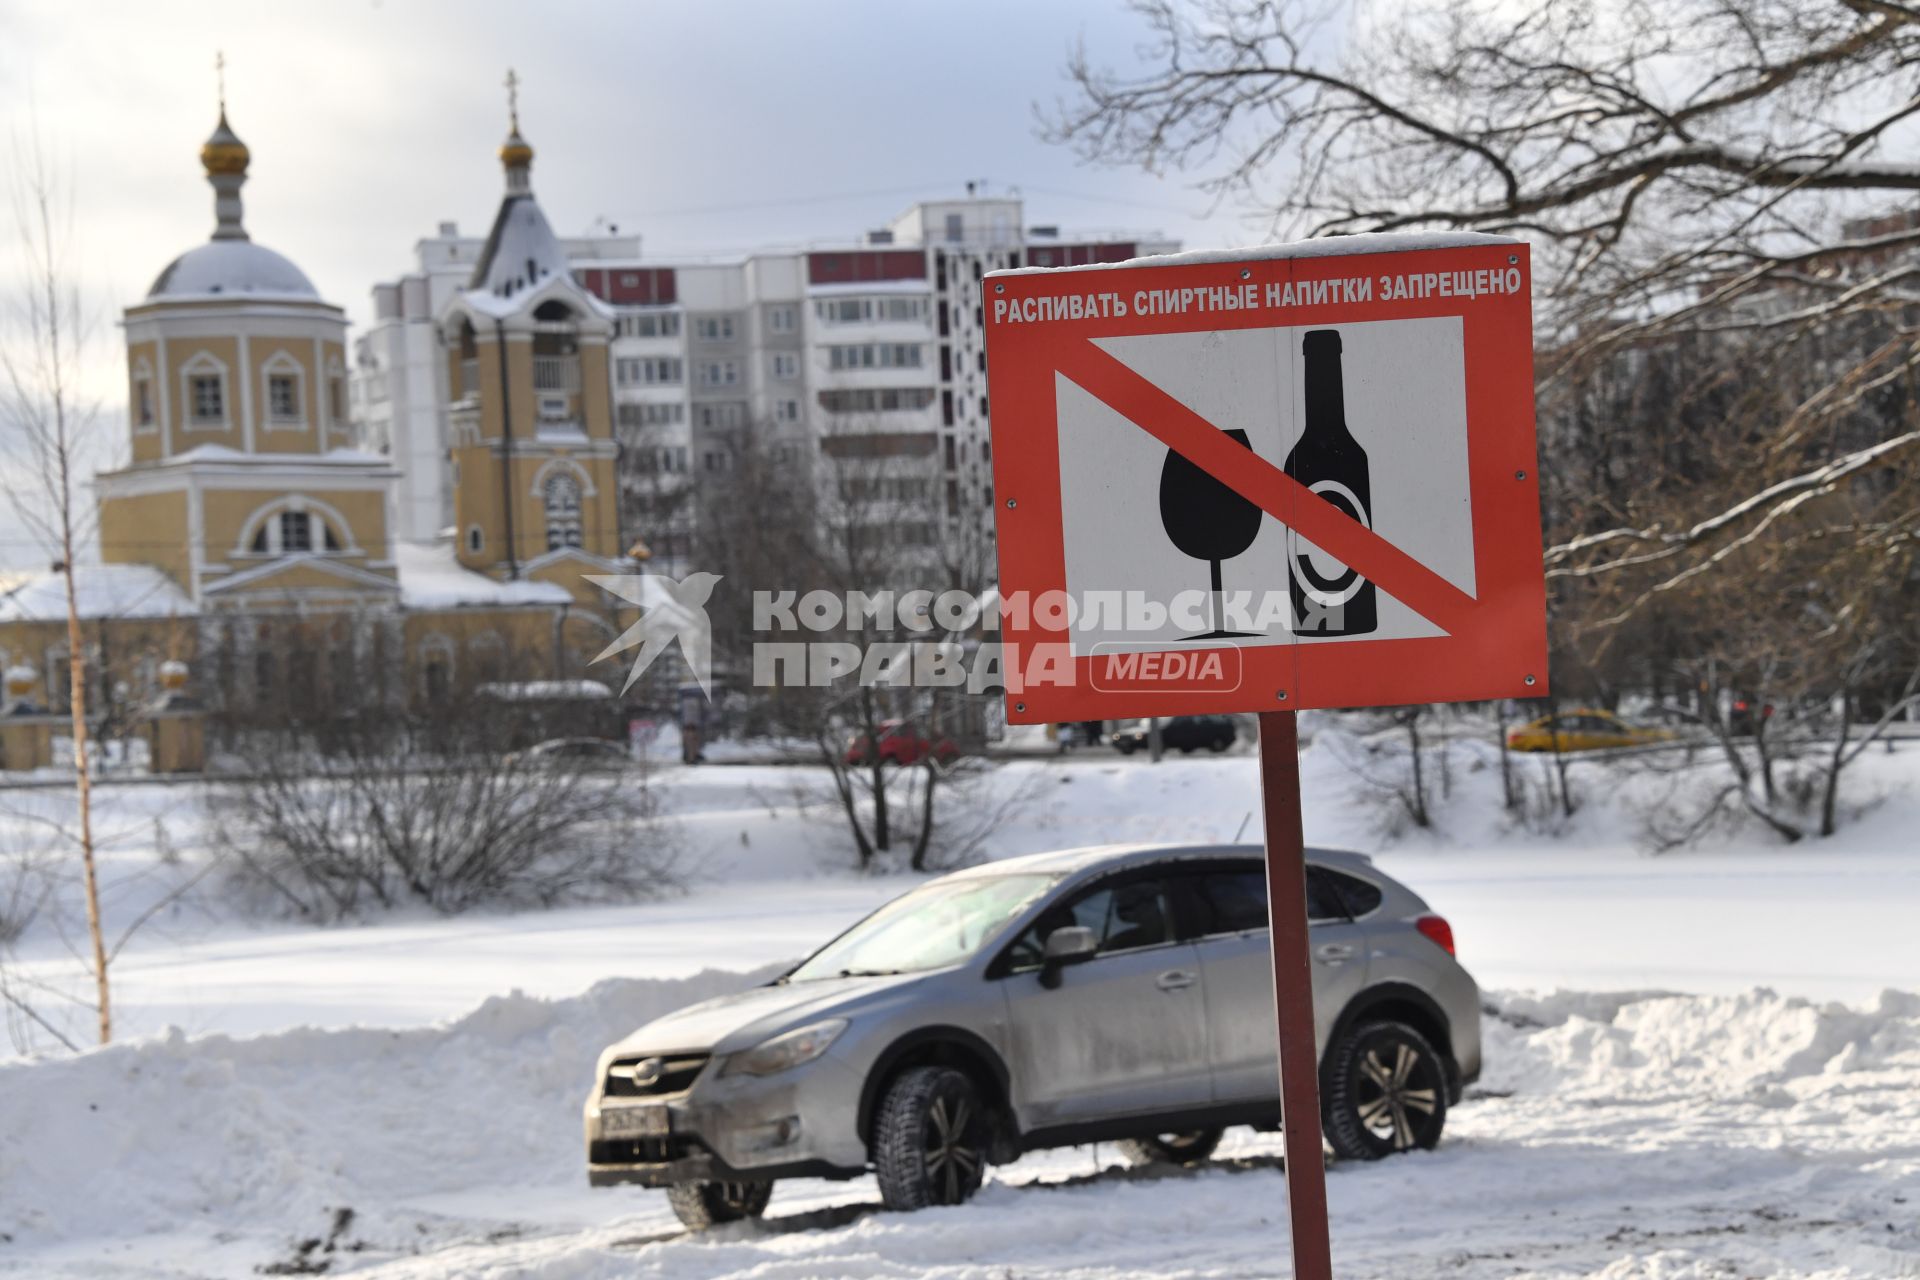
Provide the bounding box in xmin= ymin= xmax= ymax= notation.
xmin=1506 ymin=709 xmax=1679 ymax=753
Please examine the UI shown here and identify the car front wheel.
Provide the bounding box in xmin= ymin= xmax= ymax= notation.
xmin=666 ymin=1179 xmax=773 ymax=1231
xmin=873 ymin=1065 xmax=990 ymax=1211
xmin=1321 ymin=1019 xmax=1449 ymax=1160
xmin=1116 ymin=1128 xmax=1223 ymax=1168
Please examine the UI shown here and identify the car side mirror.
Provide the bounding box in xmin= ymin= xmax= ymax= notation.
xmin=1039 ymin=925 xmax=1097 ymax=989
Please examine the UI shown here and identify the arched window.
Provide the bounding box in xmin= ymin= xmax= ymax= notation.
xmin=248 ymin=508 xmax=344 ymax=554
xmin=544 ymin=472 xmax=583 ymax=551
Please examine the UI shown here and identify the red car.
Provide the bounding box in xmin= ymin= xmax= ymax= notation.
xmin=844 ymin=719 xmax=960 ymax=766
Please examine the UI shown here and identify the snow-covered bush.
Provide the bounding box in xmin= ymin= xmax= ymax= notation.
xmin=210 ymin=704 xmax=677 ymax=921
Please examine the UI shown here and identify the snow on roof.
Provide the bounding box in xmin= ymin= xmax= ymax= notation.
xmin=392 ymin=541 xmax=572 ymax=609
xmin=146 ymin=239 xmax=320 ymax=301
xmin=988 ymin=231 xmax=1525 ymax=278
xmin=472 ymin=194 xmax=569 ymax=298
xmin=0 ymin=563 xmax=196 ymax=623
xmin=162 ymin=444 xmax=391 ymax=467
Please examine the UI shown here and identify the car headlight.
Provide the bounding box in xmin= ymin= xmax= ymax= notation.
xmin=722 ymin=1019 xmax=848 ymax=1077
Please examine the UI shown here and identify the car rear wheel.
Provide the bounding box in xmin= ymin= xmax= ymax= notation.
xmin=666 ymin=1179 xmax=773 ymax=1231
xmin=1321 ymin=1019 xmax=1449 ymax=1160
xmin=1116 ymin=1128 xmax=1224 ymax=1168
xmin=1208 ymin=737 xmax=1229 ymax=753
xmin=873 ymin=1065 xmax=990 ymax=1211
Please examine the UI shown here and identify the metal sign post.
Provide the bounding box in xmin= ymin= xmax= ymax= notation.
xmin=981 ymin=233 xmax=1548 ymax=1279
xmin=1258 ymin=709 xmax=1333 ymax=1280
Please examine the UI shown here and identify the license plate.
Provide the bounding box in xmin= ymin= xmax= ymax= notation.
xmin=601 ymin=1104 xmax=671 ymax=1138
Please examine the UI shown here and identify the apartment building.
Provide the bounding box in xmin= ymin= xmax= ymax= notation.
xmin=356 ymin=180 xmax=1177 ymax=584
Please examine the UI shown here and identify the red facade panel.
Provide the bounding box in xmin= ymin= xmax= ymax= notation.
xmin=576 ymin=267 xmax=678 ymax=306
xmin=1023 ymin=242 xmax=1139 ymax=270
xmin=806 ymin=249 xmax=928 ymax=286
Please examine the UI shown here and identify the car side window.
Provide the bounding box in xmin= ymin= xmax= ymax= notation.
xmin=1003 ymin=876 xmax=1174 ymax=971
xmin=1188 ymin=868 xmax=1268 ymax=935
xmin=1305 ymin=867 xmax=1351 ymax=922
xmin=1318 ymin=867 xmax=1383 ymax=918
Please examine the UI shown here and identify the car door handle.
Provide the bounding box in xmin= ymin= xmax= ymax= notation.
xmin=1314 ymin=943 xmax=1355 ymax=964
xmin=1156 ymin=969 xmax=1197 ymax=991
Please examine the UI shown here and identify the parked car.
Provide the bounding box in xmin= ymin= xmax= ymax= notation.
xmin=505 ymin=737 xmax=635 ymax=769
xmin=844 ymin=719 xmax=959 ymax=767
xmin=584 ymin=842 xmax=1480 ymax=1229
xmin=1109 ymin=715 xmax=1237 ymax=755
xmin=1506 ymin=709 xmax=1677 ymax=753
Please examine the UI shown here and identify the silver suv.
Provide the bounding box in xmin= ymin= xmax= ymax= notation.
xmin=584 ymin=843 xmax=1481 ymax=1229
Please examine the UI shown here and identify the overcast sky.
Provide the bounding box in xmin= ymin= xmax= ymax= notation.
xmin=3 ymin=0 xmax=1260 ymax=331
xmin=0 ymin=0 xmax=1277 ymax=571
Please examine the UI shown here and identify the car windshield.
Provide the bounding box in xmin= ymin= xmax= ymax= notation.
xmin=787 ymin=873 xmax=1059 ymax=982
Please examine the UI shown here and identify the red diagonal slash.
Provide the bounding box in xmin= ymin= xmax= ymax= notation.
xmin=1056 ymin=338 xmax=1480 ymax=638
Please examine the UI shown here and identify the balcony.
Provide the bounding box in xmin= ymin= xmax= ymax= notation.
xmin=457 ymin=359 xmax=480 ymax=400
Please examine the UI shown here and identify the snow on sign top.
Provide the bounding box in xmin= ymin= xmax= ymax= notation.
xmin=988 ymin=230 xmax=1524 ymax=278
xmin=982 ymin=233 xmax=1548 ymax=724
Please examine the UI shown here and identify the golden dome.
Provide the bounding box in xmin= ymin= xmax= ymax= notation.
xmin=201 ymin=111 xmax=249 ymax=177
xmin=499 ymin=127 xmax=533 ymax=169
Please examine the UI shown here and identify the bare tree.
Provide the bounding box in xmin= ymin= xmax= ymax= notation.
xmin=0 ymin=126 xmax=112 ymax=1043
xmin=1051 ymin=0 xmax=1920 ymax=581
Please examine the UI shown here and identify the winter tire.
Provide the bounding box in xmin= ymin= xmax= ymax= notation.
xmin=1208 ymin=737 xmax=1229 ymax=753
xmin=1116 ymin=741 xmax=1137 ymax=755
xmin=1116 ymin=1128 xmax=1224 ymax=1168
xmin=1322 ymin=1019 xmax=1449 ymax=1160
xmin=873 ymin=1065 xmax=989 ymax=1211
xmin=666 ymin=1179 xmax=773 ymax=1231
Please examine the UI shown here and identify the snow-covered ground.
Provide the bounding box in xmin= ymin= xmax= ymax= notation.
xmin=2 ymin=730 xmax=1917 ymax=1276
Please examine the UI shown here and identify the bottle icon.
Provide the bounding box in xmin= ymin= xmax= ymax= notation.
xmin=1284 ymin=329 xmax=1377 ymax=636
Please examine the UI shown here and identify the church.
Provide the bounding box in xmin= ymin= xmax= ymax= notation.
xmin=0 ymin=95 xmax=638 ymax=725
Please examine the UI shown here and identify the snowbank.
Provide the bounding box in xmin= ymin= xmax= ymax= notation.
xmin=0 ymin=965 xmax=782 ymax=1258
xmin=2 ymin=979 xmax=1914 ymax=1277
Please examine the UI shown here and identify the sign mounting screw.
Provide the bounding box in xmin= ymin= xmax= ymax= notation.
xmin=1241 ymin=268 xmax=1252 ymax=280
xmin=1005 ymin=498 xmax=1017 ymax=509
xmin=1515 ymin=469 xmax=1528 ymax=481
xmin=1276 ymin=690 xmax=1288 ymax=701
xmin=995 ymin=283 xmax=1005 ymax=293
xmin=1508 ymin=255 xmax=1519 ymax=264
xmin=1014 ymin=701 xmax=1026 ymax=713
xmin=1524 ymin=674 xmax=1537 ymax=686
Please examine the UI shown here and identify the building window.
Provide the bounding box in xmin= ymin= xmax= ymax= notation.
xmin=616 ymin=357 xmax=683 ymax=386
xmin=817 ymin=387 xmax=936 ymax=413
xmin=698 ymin=360 xmax=739 ymax=387
xmin=945 ymin=212 xmax=965 ymax=243
xmin=694 ymin=315 xmax=736 ymax=341
xmin=827 ymin=343 xmax=924 ymax=371
xmin=132 ymin=364 xmax=155 ymax=430
xmin=466 ymin=525 xmax=484 ymax=554
xmin=776 ymin=398 xmax=800 ymax=422
xmin=617 ymin=310 xmax=681 ymax=339
xmin=768 ymin=305 xmax=796 ymax=333
xmin=268 ymin=374 xmax=300 ymax=422
xmin=190 ymin=374 xmax=224 ymax=425
xmin=544 ymin=472 xmax=584 ymax=551
xmin=813 ymin=296 xmax=929 ymax=325
xmin=248 ymin=506 xmax=343 ymax=554
xmin=280 ymin=511 xmax=313 ymax=551
xmin=329 ymin=375 xmax=345 ymax=423
xmin=771 ymin=352 xmax=799 ymax=380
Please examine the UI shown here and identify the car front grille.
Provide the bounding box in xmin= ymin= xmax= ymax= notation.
xmin=590 ymin=1134 xmax=703 ymax=1165
xmin=603 ymin=1053 xmax=710 ymax=1098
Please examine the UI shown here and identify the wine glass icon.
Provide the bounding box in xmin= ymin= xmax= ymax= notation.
xmin=1159 ymin=430 xmax=1263 ymax=639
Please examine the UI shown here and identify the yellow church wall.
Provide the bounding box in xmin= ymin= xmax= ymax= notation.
xmin=248 ymin=334 xmax=323 ymax=452
xmin=169 ymin=333 xmax=241 ymax=442
xmin=199 ymin=487 xmax=391 ymax=570
xmin=97 ymin=488 xmax=191 ymax=583
xmin=578 ymin=344 xmax=612 ymax=441
xmin=127 ymin=340 xmax=165 ymax=465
